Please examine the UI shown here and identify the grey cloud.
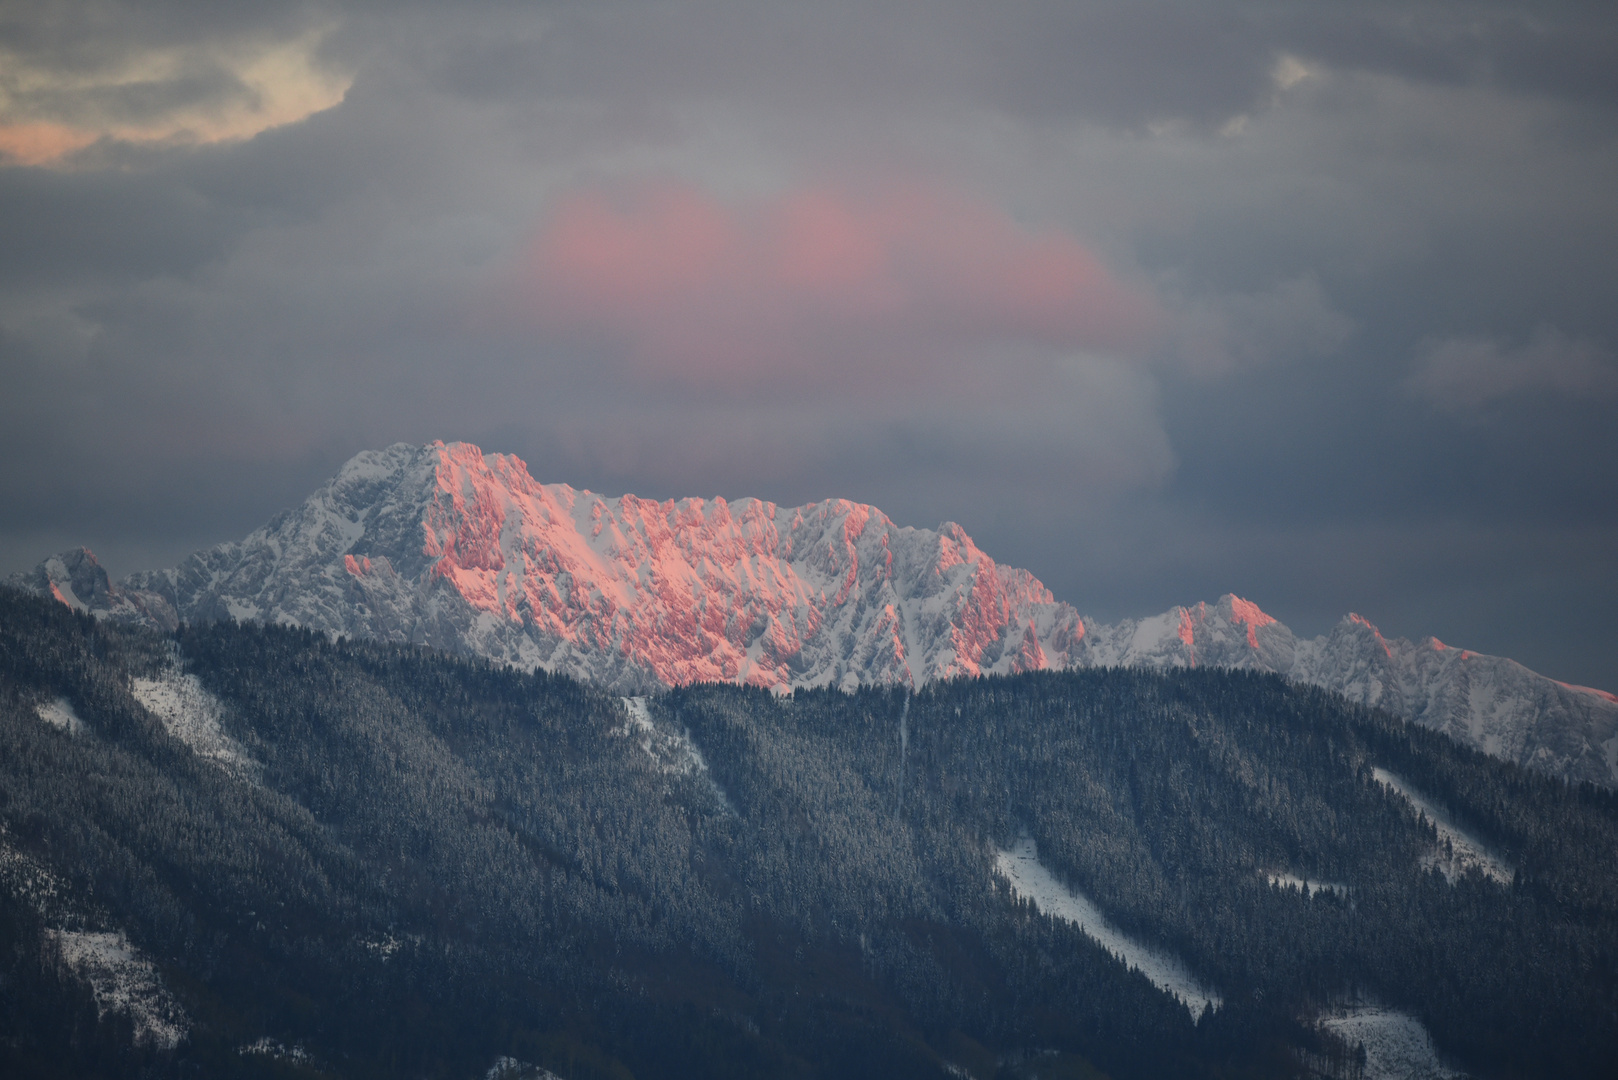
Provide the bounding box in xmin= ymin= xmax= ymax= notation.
xmin=1165 ymin=276 xmax=1354 ymax=375
xmin=2 ymin=0 xmax=1617 ymax=691
xmin=1408 ymin=327 xmax=1618 ymax=410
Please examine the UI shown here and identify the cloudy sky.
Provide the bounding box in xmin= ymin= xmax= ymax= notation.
xmin=3 ymin=0 xmax=1616 ymax=688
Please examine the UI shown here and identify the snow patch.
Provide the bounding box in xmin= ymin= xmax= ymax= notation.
xmin=49 ymin=929 xmax=188 ymax=1049
xmin=994 ymin=836 xmax=1220 ymax=1020
xmin=357 ymin=932 xmax=408 ymax=961
xmin=1318 ymin=1004 xmax=1464 ymax=1080
xmin=620 ymin=697 xmax=734 ymax=813
xmin=1265 ymin=871 xmax=1350 ymax=898
xmin=1373 ymin=769 xmax=1513 ymax=884
xmin=486 ymin=1057 xmax=564 ymax=1080
xmin=131 ymin=651 xmax=257 ymax=777
xmin=241 ymin=1037 xmax=316 ymax=1065
xmin=36 ymin=696 xmax=85 ymax=735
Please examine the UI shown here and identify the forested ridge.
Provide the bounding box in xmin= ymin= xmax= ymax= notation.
xmin=1 ymin=586 xmax=1614 ymax=1078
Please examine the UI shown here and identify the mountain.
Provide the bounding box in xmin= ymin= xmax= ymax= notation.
xmin=11 ymin=547 xmax=178 ymax=632
xmin=4 ymin=592 xmax=1617 ymax=1078
xmin=10 ymin=440 xmax=1616 ymax=786
xmin=119 ymin=440 xmax=1087 ymax=691
xmin=1082 ymin=596 xmax=1618 ymax=788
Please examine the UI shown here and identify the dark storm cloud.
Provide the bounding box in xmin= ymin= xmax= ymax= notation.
xmin=2 ymin=0 xmax=1616 ymax=688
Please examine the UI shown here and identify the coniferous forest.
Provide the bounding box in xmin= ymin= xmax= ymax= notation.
xmin=1 ymin=586 xmax=1615 ymax=1079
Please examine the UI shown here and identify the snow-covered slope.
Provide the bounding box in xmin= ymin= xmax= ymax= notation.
xmin=115 ymin=441 xmax=1084 ymax=692
xmin=12 ymin=440 xmax=1617 ymax=786
xmin=1097 ymin=594 xmax=1618 ymax=787
xmin=994 ymin=836 xmax=1220 ymax=1020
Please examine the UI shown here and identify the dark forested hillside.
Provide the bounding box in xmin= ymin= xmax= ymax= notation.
xmin=1 ymin=586 xmax=1614 ymax=1079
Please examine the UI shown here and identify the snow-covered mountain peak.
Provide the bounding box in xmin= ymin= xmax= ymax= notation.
xmin=111 ymin=441 xmax=1083 ymax=692
xmin=6 ymin=547 xmax=178 ymax=631
xmin=11 ymin=439 xmax=1616 ymax=786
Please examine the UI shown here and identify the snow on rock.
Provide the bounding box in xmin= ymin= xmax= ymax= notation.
xmin=1291 ymin=619 xmax=1618 ymax=787
xmin=5 ymin=547 xmax=177 ymax=630
xmin=994 ymin=836 xmax=1220 ymax=1020
xmin=1372 ymin=769 xmax=1514 ymax=884
xmin=130 ymin=647 xmax=257 ymax=777
xmin=1071 ymin=593 xmax=1618 ymax=788
xmin=17 ymin=440 xmax=1616 ymax=786
xmin=49 ymin=929 xmax=188 ymax=1049
xmin=36 ymin=696 xmax=85 ymax=735
xmin=1318 ymin=1004 xmax=1465 ymax=1080
xmin=106 ymin=441 xmax=1082 ymax=693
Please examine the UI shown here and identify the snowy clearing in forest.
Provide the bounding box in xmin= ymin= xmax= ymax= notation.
xmin=1265 ymin=871 xmax=1350 ymax=898
xmin=50 ymin=928 xmax=188 ymax=1049
xmin=485 ymin=1057 xmax=564 ymax=1080
xmin=1318 ymin=1004 xmax=1465 ymax=1080
xmin=132 ymin=658 xmax=257 ymax=777
xmin=620 ymin=697 xmax=734 ymax=813
xmin=993 ymin=836 xmax=1221 ymax=1020
xmin=36 ymin=696 xmax=85 ymax=735
xmin=1373 ymin=769 xmax=1512 ymax=884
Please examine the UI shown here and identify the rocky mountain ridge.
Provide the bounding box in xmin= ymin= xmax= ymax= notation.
xmin=11 ymin=440 xmax=1616 ymax=786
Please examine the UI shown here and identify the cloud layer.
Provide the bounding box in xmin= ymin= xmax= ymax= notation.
xmin=518 ymin=181 xmax=1156 ymax=388
xmin=2 ymin=0 xmax=1617 ymax=690
xmin=0 ymin=13 xmax=350 ymax=163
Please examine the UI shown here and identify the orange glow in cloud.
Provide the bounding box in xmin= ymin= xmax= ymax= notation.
xmin=0 ymin=122 xmax=100 ymax=165
xmin=0 ymin=26 xmax=351 ymax=166
xmin=521 ymin=181 xmax=1158 ymax=384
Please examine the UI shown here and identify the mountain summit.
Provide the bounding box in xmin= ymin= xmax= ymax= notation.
xmin=11 ymin=440 xmax=1617 ymax=785
xmin=119 ymin=441 xmax=1086 ymax=691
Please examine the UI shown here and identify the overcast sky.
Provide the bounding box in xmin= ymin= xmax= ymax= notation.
xmin=3 ymin=0 xmax=1616 ymax=688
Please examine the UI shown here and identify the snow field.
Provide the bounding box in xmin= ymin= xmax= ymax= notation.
xmin=131 ymin=651 xmax=258 ymax=777
xmin=35 ymin=696 xmax=85 ymax=735
xmin=1372 ymin=769 xmax=1513 ymax=884
xmin=49 ymin=928 xmax=188 ymax=1049
xmin=1318 ymin=1004 xmax=1465 ymax=1080
xmin=620 ymin=697 xmax=735 ymax=813
xmin=993 ymin=836 xmax=1221 ymax=1020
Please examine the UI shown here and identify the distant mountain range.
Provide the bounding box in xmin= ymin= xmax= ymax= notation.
xmin=11 ymin=440 xmax=1617 ymax=786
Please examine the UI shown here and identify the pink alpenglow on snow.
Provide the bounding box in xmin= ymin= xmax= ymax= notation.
xmin=1226 ymin=596 xmax=1278 ymax=648
xmin=418 ymin=441 xmax=1085 ymax=688
xmin=187 ymin=441 xmax=1088 ymax=692
xmin=26 ymin=441 xmax=1617 ymax=787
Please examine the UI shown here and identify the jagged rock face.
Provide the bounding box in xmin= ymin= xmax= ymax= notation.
xmin=1290 ymin=618 xmax=1618 ymax=787
xmin=11 ymin=440 xmax=1617 ymax=786
xmin=6 ymin=548 xmax=178 ymax=632
xmin=1074 ymin=594 xmax=1297 ymax=673
xmin=1092 ymin=599 xmax=1618 ymax=787
xmin=121 ymin=441 xmax=1084 ymax=692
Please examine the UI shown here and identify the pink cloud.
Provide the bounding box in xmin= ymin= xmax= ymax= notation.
xmin=517 ymin=181 xmax=1158 ymax=388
